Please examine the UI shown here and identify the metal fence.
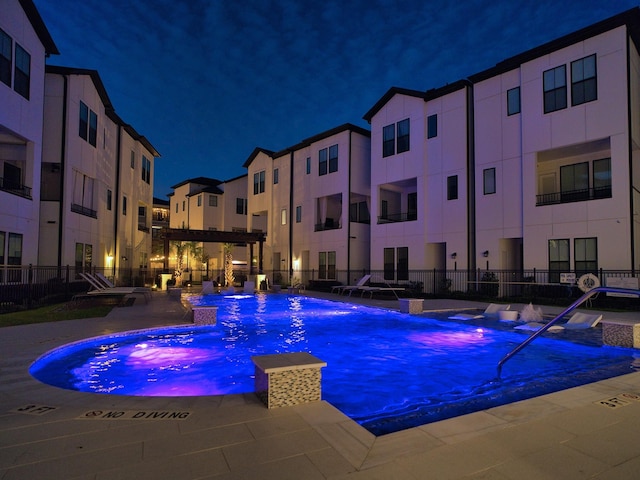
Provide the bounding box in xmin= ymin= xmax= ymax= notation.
xmin=1 ymin=264 xmax=637 ymax=313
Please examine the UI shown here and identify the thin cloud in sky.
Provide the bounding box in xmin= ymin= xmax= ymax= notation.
xmin=35 ymin=0 xmax=638 ymax=197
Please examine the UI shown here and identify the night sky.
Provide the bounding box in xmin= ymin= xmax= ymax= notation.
xmin=35 ymin=0 xmax=638 ymax=199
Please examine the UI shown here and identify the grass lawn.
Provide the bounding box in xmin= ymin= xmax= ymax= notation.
xmin=0 ymin=303 xmax=114 ymax=328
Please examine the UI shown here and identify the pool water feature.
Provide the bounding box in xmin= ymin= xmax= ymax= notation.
xmin=30 ymin=294 xmax=639 ymax=435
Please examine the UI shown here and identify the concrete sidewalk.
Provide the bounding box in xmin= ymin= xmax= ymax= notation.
xmin=1 ymin=291 xmax=639 ymax=479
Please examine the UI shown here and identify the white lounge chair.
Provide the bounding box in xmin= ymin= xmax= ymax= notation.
xmin=331 ymin=274 xmax=371 ymax=295
xmin=80 ymin=272 xmax=152 ymax=303
xmin=514 ymin=312 xmax=603 ymax=332
xmin=448 ymin=303 xmax=510 ymax=320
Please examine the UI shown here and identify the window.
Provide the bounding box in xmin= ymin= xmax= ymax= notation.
xmin=427 ymin=114 xmax=438 ymax=138
xmin=384 ymin=248 xmax=395 ymax=280
xmin=197 ymin=195 xmax=202 ymax=207
xmin=593 ymin=158 xmax=611 ymax=198
xmin=397 ymin=247 xmax=409 ymax=281
xmin=571 ymin=54 xmax=597 ymax=106
xmin=281 ymin=208 xmax=287 ymax=225
xmin=253 ymin=170 xmax=265 ymax=194
xmin=0 ymin=28 xmax=11 ymax=87
xmin=560 ymin=162 xmax=589 ymax=202
xmin=350 ymin=201 xmax=370 ymax=223
xmin=383 ymin=124 xmax=395 ymax=157
xmin=0 ymin=231 xmax=4 ymax=281
xmin=182 ymin=200 xmax=185 ymax=211
xmin=306 ymin=157 xmax=311 ymax=174
xmin=447 ymin=175 xmax=458 ymax=200
xmin=383 ymin=119 xmax=410 ymax=156
xmin=273 ymin=168 xmax=279 ymax=184
xmin=328 ymin=144 xmax=338 ymax=173
xmin=71 ymin=170 xmax=96 ymax=218
xmin=319 ymin=148 xmax=328 ymax=176
xmin=548 ymin=239 xmax=569 ymax=283
xmin=138 ymin=205 xmax=148 ymax=231
xmin=236 ymin=198 xmax=247 ymax=215
xmin=483 ymin=168 xmax=496 ymax=195
xmin=122 ymin=195 xmax=127 ymax=215
xmin=209 ymin=195 xmax=218 ymax=207
xmin=175 ymin=202 xmax=178 ymax=213
xmin=130 ymin=151 xmax=135 ymax=168
xmin=507 ymin=87 xmax=520 ymax=115
xmin=407 ymin=192 xmax=417 ymax=221
xmin=296 ymin=205 xmax=302 ymax=223
xmin=574 ymin=238 xmax=597 ymax=275
xmin=74 ymin=242 xmax=92 ymax=273
xmin=88 ymin=110 xmax=97 ymax=146
xmin=107 ymin=189 xmax=112 ymax=210
xmin=381 ymin=200 xmax=388 ymax=220
xmin=14 ymin=43 xmax=29 ymax=99
xmin=142 ymin=156 xmax=151 ymax=184
xmin=543 ymin=65 xmax=567 ymax=113
xmin=397 ymin=119 xmax=410 ymax=153
xmin=318 ymin=251 xmax=336 ymax=279
xmin=79 ymin=101 xmax=97 ymax=146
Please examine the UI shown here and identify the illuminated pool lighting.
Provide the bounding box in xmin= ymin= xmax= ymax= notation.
xmin=30 ymin=294 xmax=639 ymax=435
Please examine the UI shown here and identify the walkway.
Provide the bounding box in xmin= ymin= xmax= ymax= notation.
xmin=1 ymin=291 xmax=639 ymax=479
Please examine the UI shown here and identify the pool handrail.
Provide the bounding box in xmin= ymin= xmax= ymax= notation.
xmin=496 ymin=286 xmax=640 ymax=378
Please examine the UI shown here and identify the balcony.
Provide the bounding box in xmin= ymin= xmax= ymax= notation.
xmin=314 ymin=218 xmax=341 ymax=232
xmin=71 ymin=203 xmax=97 ymax=218
xmin=536 ymin=186 xmax=612 ymax=206
xmin=377 ymin=211 xmax=418 ymax=224
xmin=0 ymin=177 xmax=32 ymax=199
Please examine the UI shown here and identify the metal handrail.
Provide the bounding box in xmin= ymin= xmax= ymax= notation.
xmin=496 ymin=286 xmax=640 ymax=378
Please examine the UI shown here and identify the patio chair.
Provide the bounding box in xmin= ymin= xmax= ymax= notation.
xmin=331 ymin=274 xmax=371 ymax=295
xmin=448 ymin=303 xmax=510 ymax=320
xmin=81 ymin=273 xmax=152 ymax=303
xmin=514 ymin=311 xmax=603 ymax=332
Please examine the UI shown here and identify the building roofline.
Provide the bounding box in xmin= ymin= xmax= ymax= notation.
xmin=45 ymin=65 xmax=161 ymax=157
xmin=271 ymin=123 xmax=371 ymax=158
xmin=242 ymin=147 xmax=275 ymax=168
xmin=362 ymin=87 xmax=425 ymax=122
xmin=19 ymin=0 xmax=59 ymax=55
xmin=469 ymin=7 xmax=640 ymax=83
xmin=170 ymin=177 xmax=223 ymax=190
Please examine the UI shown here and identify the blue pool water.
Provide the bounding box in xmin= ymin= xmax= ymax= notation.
xmin=30 ymin=294 xmax=639 ymax=435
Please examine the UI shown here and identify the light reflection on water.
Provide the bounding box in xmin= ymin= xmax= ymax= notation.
xmin=30 ymin=293 xmax=638 ymax=435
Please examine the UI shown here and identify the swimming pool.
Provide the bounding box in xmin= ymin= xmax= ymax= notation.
xmin=30 ymin=294 xmax=639 ymax=435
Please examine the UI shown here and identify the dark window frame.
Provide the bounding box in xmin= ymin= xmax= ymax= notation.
xmin=483 ymin=168 xmax=496 ymax=195
xmin=427 ymin=114 xmax=438 ymax=139
xmin=571 ymin=54 xmax=597 ymax=106
xmin=507 ymin=87 xmax=520 ymax=115
xmin=543 ymin=64 xmax=567 ymax=113
xmin=447 ymin=175 xmax=458 ymax=200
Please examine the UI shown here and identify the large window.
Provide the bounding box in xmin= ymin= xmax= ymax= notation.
xmin=427 ymin=114 xmax=438 ymax=139
xmin=593 ymin=158 xmax=611 ymax=198
xmin=384 ymin=248 xmax=395 ymax=280
xmin=236 ymin=198 xmax=247 ymax=215
xmin=13 ymin=44 xmax=29 ymax=99
xmin=209 ymin=195 xmax=218 ymax=207
xmin=253 ymin=170 xmax=265 ymax=194
xmin=548 ymin=239 xmax=569 ymax=283
xmin=383 ymin=124 xmax=395 ymax=157
xmin=75 ymin=242 xmax=92 ymax=274
xmin=571 ymin=54 xmax=597 ymax=106
xmin=79 ymin=101 xmax=97 ymax=147
xmin=319 ymin=148 xmax=327 ymax=175
xmin=319 ymin=251 xmax=336 ymax=279
xmin=350 ymin=201 xmax=370 ymax=224
xmin=407 ymin=192 xmax=417 ymax=221
xmin=71 ymin=170 xmax=96 ymax=218
xmin=397 ymin=247 xmax=409 ymax=281
xmin=560 ymin=162 xmax=589 ymax=202
xmin=328 ymin=144 xmax=338 ymax=173
xmin=543 ymin=65 xmax=567 ymax=113
xmin=7 ymin=232 xmax=22 ymax=281
xmin=384 ymin=247 xmax=409 ymax=281
xmin=574 ymin=237 xmax=597 ymax=276
xmin=383 ymin=119 xmax=410 ymax=156
xmin=507 ymin=87 xmax=520 ymax=115
xmin=142 ymin=156 xmax=151 ymax=184
xmin=0 ymin=28 xmax=11 ymax=87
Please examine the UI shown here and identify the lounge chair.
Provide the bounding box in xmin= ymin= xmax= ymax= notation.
xmin=514 ymin=311 xmax=603 ymax=332
xmin=80 ymin=272 xmax=152 ymax=303
xmin=331 ymin=274 xmax=371 ymax=295
xmin=357 ymin=285 xmax=406 ymax=298
xmin=448 ymin=303 xmax=510 ymax=320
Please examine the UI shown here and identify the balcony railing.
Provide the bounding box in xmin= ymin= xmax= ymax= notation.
xmin=0 ymin=177 xmax=32 ymax=199
xmin=536 ymin=186 xmax=612 ymax=206
xmin=71 ymin=203 xmax=97 ymax=218
xmin=377 ymin=211 xmax=418 ymax=224
xmin=314 ymin=218 xmax=341 ymax=231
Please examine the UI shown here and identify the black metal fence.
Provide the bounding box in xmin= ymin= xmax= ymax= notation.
xmin=1 ymin=264 xmax=637 ymax=313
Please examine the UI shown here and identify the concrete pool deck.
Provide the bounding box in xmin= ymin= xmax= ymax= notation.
xmin=1 ymin=290 xmax=639 ymax=479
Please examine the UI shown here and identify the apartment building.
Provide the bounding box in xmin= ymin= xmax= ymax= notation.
xmin=0 ymin=0 xmax=57 ymax=278
xmin=244 ymin=124 xmax=371 ymax=285
xmin=40 ymin=66 xmax=159 ymax=276
xmin=168 ymin=176 xmax=249 ymax=276
xmin=362 ymin=8 xmax=640 ymax=285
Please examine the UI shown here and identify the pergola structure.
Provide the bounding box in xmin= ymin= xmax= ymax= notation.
xmin=162 ymin=228 xmax=266 ymax=274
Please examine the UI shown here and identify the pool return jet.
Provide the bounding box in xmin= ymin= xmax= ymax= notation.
xmin=496 ymin=286 xmax=640 ymax=378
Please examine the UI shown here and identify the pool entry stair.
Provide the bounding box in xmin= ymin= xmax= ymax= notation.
xmin=497 ymin=286 xmax=640 ymax=378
